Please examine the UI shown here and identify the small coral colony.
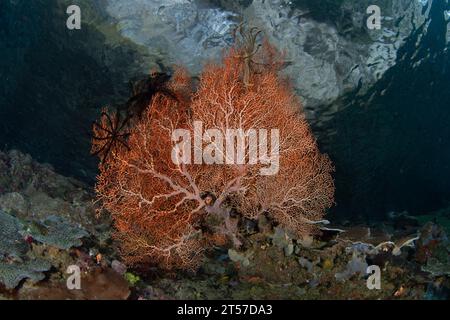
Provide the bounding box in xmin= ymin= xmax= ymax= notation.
xmin=91 ymin=24 xmax=335 ymax=271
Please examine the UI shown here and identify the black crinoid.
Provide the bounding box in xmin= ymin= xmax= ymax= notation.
xmin=91 ymin=108 xmax=133 ymax=164
xmin=124 ymin=71 xmax=179 ymax=119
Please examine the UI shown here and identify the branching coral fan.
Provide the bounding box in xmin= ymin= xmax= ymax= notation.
xmin=92 ymin=40 xmax=335 ymax=271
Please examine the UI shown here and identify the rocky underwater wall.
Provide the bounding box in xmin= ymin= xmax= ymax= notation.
xmin=0 ymin=0 xmax=449 ymax=219
xmin=315 ymin=0 xmax=450 ymax=218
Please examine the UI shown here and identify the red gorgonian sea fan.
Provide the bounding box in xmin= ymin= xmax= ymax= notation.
xmin=92 ymin=41 xmax=335 ymax=270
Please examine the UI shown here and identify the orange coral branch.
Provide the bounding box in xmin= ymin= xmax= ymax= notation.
xmin=93 ymin=41 xmax=335 ymax=270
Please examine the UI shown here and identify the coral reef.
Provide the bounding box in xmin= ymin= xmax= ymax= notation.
xmin=0 ymin=210 xmax=28 ymax=260
xmin=0 ymin=259 xmax=51 ymax=290
xmin=133 ymin=218 xmax=449 ymax=300
xmin=0 ymin=208 xmax=89 ymax=289
xmin=93 ymin=40 xmax=335 ymax=270
xmin=21 ymin=215 xmax=89 ymax=250
xmin=0 ymin=149 xmax=449 ymax=300
xmin=0 ymin=149 xmax=111 ymax=241
xmin=417 ymin=223 xmax=450 ymax=277
xmin=0 ymin=150 xmax=112 ymax=291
